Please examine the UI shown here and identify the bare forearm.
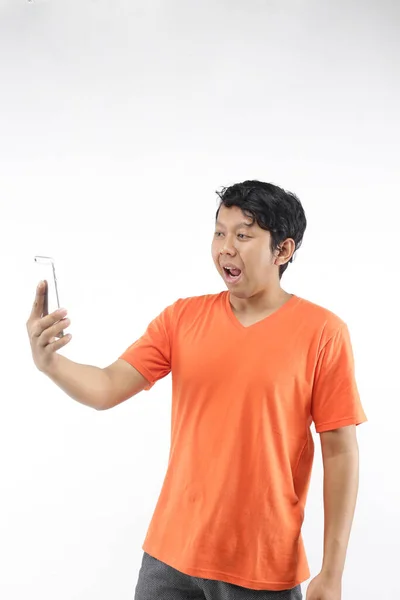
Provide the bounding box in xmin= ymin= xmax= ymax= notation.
xmin=321 ymin=448 xmax=359 ymax=578
xmin=43 ymin=354 xmax=111 ymax=410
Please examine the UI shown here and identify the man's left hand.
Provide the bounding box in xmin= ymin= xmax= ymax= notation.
xmin=306 ymin=572 xmax=342 ymax=600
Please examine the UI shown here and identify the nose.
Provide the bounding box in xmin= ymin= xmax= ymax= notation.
xmin=219 ymin=244 xmax=236 ymax=256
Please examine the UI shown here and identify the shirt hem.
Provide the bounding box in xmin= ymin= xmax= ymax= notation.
xmin=118 ymin=355 xmax=154 ymax=388
xmin=315 ymin=415 xmax=368 ymax=433
xmin=142 ymin=543 xmax=308 ymax=592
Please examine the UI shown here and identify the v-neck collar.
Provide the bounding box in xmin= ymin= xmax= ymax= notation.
xmin=224 ymin=291 xmax=301 ymax=331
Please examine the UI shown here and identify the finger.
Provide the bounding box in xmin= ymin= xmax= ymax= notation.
xmin=38 ymin=316 xmax=70 ymax=346
xmin=31 ymin=309 xmax=68 ymax=339
xmin=45 ymin=332 xmax=72 ymax=353
xmin=30 ymin=281 xmax=47 ymax=319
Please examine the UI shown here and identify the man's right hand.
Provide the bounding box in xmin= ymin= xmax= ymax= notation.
xmin=27 ymin=280 xmax=150 ymax=410
xmin=27 ymin=281 xmax=72 ymax=373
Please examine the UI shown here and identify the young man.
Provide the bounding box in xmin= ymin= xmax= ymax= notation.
xmin=27 ymin=180 xmax=367 ymax=600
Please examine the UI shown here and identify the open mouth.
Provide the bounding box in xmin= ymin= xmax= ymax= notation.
xmin=223 ymin=267 xmax=242 ymax=283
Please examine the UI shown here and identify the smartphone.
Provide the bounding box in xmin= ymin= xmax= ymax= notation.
xmin=34 ymin=255 xmax=64 ymax=337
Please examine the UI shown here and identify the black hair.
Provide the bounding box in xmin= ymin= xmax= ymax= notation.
xmin=215 ymin=180 xmax=307 ymax=279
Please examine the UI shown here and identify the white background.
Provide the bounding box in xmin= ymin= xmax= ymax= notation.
xmin=1 ymin=1 xmax=399 ymax=598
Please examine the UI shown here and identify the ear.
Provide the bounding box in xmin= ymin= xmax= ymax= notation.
xmin=273 ymin=239 xmax=296 ymax=266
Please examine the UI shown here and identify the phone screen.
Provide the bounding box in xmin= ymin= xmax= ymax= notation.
xmin=34 ymin=256 xmax=64 ymax=335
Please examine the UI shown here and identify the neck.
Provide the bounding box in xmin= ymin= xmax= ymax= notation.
xmin=229 ymin=287 xmax=292 ymax=315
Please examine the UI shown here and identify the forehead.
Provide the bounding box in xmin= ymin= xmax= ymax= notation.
xmin=216 ymin=205 xmax=254 ymax=227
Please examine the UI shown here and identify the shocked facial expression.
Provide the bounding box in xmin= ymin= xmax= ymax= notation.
xmin=211 ymin=205 xmax=282 ymax=297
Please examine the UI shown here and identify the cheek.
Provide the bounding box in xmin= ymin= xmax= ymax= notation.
xmin=248 ymin=252 xmax=272 ymax=276
xmin=211 ymin=243 xmax=220 ymax=262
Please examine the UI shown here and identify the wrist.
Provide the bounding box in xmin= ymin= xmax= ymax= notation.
xmin=41 ymin=354 xmax=62 ymax=377
xmin=320 ymin=566 xmax=343 ymax=582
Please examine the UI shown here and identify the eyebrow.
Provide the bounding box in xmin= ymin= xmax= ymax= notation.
xmin=215 ymin=220 xmax=254 ymax=228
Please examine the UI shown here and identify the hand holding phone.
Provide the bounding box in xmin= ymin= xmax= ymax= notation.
xmin=26 ymin=280 xmax=72 ymax=374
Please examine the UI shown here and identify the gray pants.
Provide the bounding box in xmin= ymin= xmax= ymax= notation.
xmin=134 ymin=552 xmax=303 ymax=600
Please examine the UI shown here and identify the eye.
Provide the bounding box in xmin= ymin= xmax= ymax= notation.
xmin=214 ymin=232 xmax=223 ymax=237
xmin=237 ymin=234 xmax=249 ymax=239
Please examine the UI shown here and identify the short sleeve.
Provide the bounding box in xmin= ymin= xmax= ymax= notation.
xmin=118 ymin=303 xmax=174 ymax=391
xmin=311 ymin=324 xmax=367 ymax=433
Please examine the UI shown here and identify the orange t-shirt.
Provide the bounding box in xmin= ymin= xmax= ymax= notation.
xmin=119 ymin=292 xmax=367 ymax=591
